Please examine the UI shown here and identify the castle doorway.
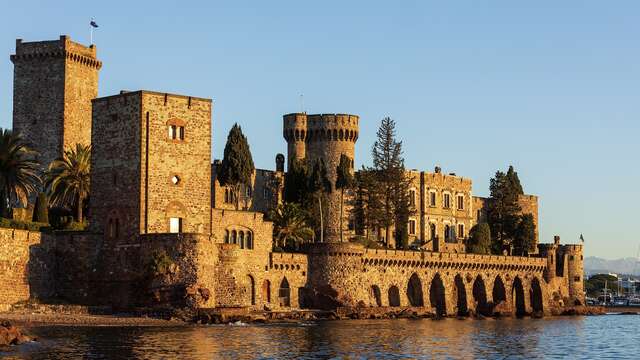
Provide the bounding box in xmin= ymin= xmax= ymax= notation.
xmin=371 ymin=285 xmax=382 ymax=307
xmin=473 ymin=276 xmax=490 ymax=316
xmin=406 ymin=273 xmax=424 ymax=307
xmin=512 ymin=277 xmax=526 ymax=317
xmin=247 ymin=275 xmax=255 ymax=306
xmin=454 ymin=274 xmax=468 ymax=316
xmin=262 ymin=280 xmax=271 ymax=303
xmin=492 ymin=276 xmax=506 ymax=306
xmin=388 ymin=286 xmax=401 ymax=307
xmin=429 ymin=273 xmax=447 ymax=316
xmin=530 ymin=277 xmax=544 ymax=313
xmin=279 ymin=277 xmax=290 ymax=307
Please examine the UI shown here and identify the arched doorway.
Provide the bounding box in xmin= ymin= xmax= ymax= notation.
xmin=262 ymin=280 xmax=271 ymax=303
xmin=473 ymin=276 xmax=490 ymax=316
xmin=512 ymin=277 xmax=526 ymax=317
xmin=247 ymin=275 xmax=255 ymax=305
xmin=530 ymin=277 xmax=544 ymax=314
xmin=492 ymin=276 xmax=506 ymax=306
xmin=407 ymin=273 xmax=424 ymax=306
xmin=279 ymin=277 xmax=291 ymax=307
xmin=429 ymin=273 xmax=447 ymax=316
xmin=388 ymin=286 xmax=401 ymax=307
xmin=454 ymin=274 xmax=468 ymax=316
xmin=371 ymin=285 xmax=382 ymax=307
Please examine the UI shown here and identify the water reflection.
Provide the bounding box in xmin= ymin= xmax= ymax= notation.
xmin=3 ymin=315 xmax=639 ymax=359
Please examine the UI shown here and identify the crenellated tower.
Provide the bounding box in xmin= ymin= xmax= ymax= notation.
xmin=283 ymin=113 xmax=359 ymax=242
xmin=10 ymin=35 xmax=101 ymax=170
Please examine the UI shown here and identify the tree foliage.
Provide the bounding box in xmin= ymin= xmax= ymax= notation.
xmin=336 ymin=154 xmax=354 ymax=242
xmin=218 ymin=124 xmax=255 ymax=210
xmin=513 ymin=213 xmax=536 ymax=256
xmin=487 ymin=166 xmax=523 ymax=254
xmin=307 ymin=159 xmax=332 ymax=242
xmin=283 ymin=159 xmax=308 ymax=204
xmin=354 ymin=117 xmax=413 ymax=248
xmin=45 ymin=143 xmax=91 ymax=222
xmin=0 ymin=129 xmax=40 ymax=216
xmin=467 ymin=223 xmax=492 ymax=254
xmin=269 ymin=202 xmax=314 ymax=250
xmin=584 ymin=274 xmax=618 ymax=297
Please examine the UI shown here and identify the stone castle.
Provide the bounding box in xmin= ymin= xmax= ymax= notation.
xmin=0 ymin=35 xmax=584 ymax=317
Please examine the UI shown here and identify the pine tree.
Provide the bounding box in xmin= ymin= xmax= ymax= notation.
xmin=218 ymin=124 xmax=255 ymax=210
xmin=336 ymin=154 xmax=354 ymax=242
xmin=368 ymin=117 xmax=413 ymax=248
xmin=487 ymin=167 xmax=523 ymax=254
xmin=513 ymin=213 xmax=535 ymax=256
xmin=507 ymin=165 xmax=524 ymax=195
xmin=467 ymin=223 xmax=491 ymax=254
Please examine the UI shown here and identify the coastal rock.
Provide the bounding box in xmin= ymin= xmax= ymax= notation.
xmin=0 ymin=321 xmax=33 ymax=346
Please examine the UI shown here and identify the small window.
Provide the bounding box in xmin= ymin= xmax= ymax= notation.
xmin=574 ymin=276 xmax=581 ymax=282
xmin=224 ymin=230 xmax=230 ymax=244
xmin=178 ymin=126 xmax=184 ymax=140
xmin=169 ymin=217 xmax=183 ymax=233
xmin=457 ymin=224 xmax=464 ymax=238
xmin=457 ymin=195 xmax=464 ymax=210
xmin=444 ymin=224 xmax=451 ymax=241
xmin=246 ymin=232 xmax=253 ymax=249
xmin=169 ymin=125 xmax=177 ymax=139
xmin=408 ymin=219 xmax=416 ymax=235
xmin=171 ymin=175 xmax=180 ymax=185
xmin=570 ymin=255 xmax=574 ymax=261
xmin=168 ymin=125 xmax=185 ymax=140
xmin=443 ymin=193 xmax=451 ymax=209
xmin=409 ymin=189 xmax=416 ymax=207
xmin=429 ymin=191 xmax=436 ymax=207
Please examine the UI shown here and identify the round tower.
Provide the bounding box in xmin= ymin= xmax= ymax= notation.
xmin=283 ymin=113 xmax=308 ymax=168
xmin=562 ymin=244 xmax=585 ymax=305
xmin=283 ymin=113 xmax=359 ymax=242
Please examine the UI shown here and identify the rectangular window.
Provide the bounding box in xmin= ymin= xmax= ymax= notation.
xmin=458 ymin=224 xmax=464 ymax=238
xmin=178 ymin=126 xmax=184 ymax=140
xmin=409 ymin=189 xmax=416 ymax=207
xmin=169 ymin=217 xmax=183 ymax=233
xmin=430 ymin=192 xmax=436 ymax=207
xmin=443 ymin=193 xmax=451 ymax=209
xmin=408 ymin=219 xmax=416 ymax=235
xmin=457 ymin=195 xmax=464 ymax=210
xmin=169 ymin=125 xmax=177 ymax=139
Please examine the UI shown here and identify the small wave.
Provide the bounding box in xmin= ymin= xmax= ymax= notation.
xmin=228 ymin=321 xmax=248 ymax=326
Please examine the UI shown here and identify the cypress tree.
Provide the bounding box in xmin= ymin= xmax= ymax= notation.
xmin=513 ymin=214 xmax=536 ymax=256
xmin=467 ymin=223 xmax=492 ymax=254
xmin=284 ymin=159 xmax=308 ymax=204
xmin=32 ymin=192 xmax=49 ymax=224
xmin=487 ymin=167 xmax=522 ymax=254
xmin=218 ymin=124 xmax=255 ymax=210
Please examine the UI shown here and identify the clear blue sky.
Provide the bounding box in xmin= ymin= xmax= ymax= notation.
xmin=1 ymin=1 xmax=638 ymax=259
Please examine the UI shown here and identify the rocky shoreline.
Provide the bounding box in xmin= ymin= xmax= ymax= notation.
xmin=0 ymin=321 xmax=34 ymax=347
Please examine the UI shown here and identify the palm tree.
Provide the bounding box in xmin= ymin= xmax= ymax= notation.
xmin=0 ymin=129 xmax=41 ymax=217
xmin=269 ymin=203 xmax=314 ymax=250
xmin=45 ymin=144 xmax=91 ymax=223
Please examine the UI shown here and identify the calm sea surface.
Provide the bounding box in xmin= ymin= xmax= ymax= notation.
xmin=2 ymin=315 xmax=639 ymax=359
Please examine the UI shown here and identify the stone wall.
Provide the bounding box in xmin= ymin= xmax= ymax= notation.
xmin=211 ymin=166 xmax=283 ymax=214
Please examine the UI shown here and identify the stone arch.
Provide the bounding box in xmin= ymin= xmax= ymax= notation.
xmin=279 ymin=277 xmax=291 ymax=307
xmin=247 ymin=275 xmax=256 ymax=305
xmin=454 ymin=274 xmax=468 ymax=316
xmin=262 ymin=279 xmax=271 ymax=303
xmin=493 ymin=275 xmax=507 ymax=306
xmin=371 ymin=285 xmax=382 ymax=307
xmin=512 ymin=276 xmax=526 ymax=317
xmin=530 ymin=277 xmax=544 ymax=314
xmin=388 ymin=286 xmax=401 ymax=307
xmin=473 ymin=276 xmax=490 ymax=316
xmin=429 ymin=273 xmax=447 ymax=316
xmin=407 ymin=273 xmax=424 ymax=306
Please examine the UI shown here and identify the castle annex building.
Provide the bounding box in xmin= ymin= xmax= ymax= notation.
xmin=0 ymin=35 xmax=584 ymax=317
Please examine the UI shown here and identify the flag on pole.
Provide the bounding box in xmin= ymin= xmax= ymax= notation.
xmin=580 ymin=234 xmax=584 ymax=242
xmin=90 ymin=20 xmax=99 ymax=28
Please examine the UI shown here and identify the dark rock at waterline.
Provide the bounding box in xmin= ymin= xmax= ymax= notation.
xmin=0 ymin=321 xmax=34 ymax=346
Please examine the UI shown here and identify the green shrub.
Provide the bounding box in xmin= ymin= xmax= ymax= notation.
xmin=0 ymin=217 xmax=50 ymax=231
xmin=148 ymin=250 xmax=175 ymax=277
xmin=32 ymin=193 xmax=50 ymax=224
xmin=62 ymin=221 xmax=88 ymax=231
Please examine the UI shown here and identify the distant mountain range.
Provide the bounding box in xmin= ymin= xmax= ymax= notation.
xmin=584 ymin=257 xmax=640 ymax=276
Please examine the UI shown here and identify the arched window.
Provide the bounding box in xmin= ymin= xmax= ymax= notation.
xmin=444 ymin=225 xmax=451 ymax=241
xmin=231 ymin=230 xmax=237 ymax=244
xmin=239 ymin=231 xmax=245 ymax=249
xmin=430 ymin=223 xmax=436 ymax=240
xmin=224 ymin=230 xmax=230 ymax=244
xmin=246 ymin=232 xmax=253 ymax=249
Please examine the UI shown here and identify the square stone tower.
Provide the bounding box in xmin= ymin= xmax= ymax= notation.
xmin=10 ymin=35 xmax=101 ymax=168
xmin=90 ymin=91 xmax=212 ymax=243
